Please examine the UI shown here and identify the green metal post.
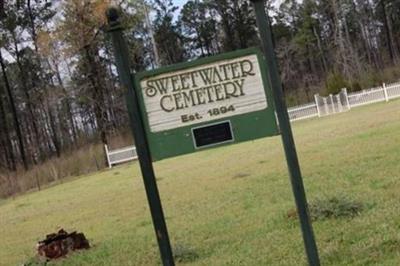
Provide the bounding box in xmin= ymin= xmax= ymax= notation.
xmin=106 ymin=7 xmax=175 ymax=266
xmin=250 ymin=1 xmax=321 ymax=265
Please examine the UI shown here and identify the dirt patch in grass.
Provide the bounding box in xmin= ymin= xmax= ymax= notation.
xmin=232 ymin=173 xmax=251 ymax=179
xmin=173 ymin=243 xmax=199 ymax=263
xmin=23 ymin=257 xmax=47 ymax=266
xmin=288 ymin=196 xmax=365 ymax=221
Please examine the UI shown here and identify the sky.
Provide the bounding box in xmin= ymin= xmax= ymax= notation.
xmin=172 ymin=0 xmax=285 ymax=11
xmin=173 ymin=0 xmax=187 ymax=7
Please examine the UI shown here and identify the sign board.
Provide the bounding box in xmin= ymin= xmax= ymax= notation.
xmin=134 ymin=48 xmax=279 ymax=161
xmin=108 ymin=6 xmax=319 ymax=265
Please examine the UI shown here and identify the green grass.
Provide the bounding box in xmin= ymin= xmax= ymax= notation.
xmin=1 ymin=100 xmax=400 ymax=266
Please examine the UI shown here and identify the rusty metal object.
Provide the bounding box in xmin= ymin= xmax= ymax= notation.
xmin=37 ymin=229 xmax=90 ymax=259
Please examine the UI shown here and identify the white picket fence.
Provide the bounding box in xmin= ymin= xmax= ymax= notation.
xmin=105 ymin=144 xmax=138 ymax=168
xmin=287 ymin=103 xmax=320 ymax=122
xmin=288 ymin=81 xmax=400 ymax=121
xmin=105 ymin=81 xmax=400 ymax=167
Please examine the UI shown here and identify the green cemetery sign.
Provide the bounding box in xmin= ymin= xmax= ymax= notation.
xmin=107 ymin=2 xmax=320 ymax=265
xmin=134 ymin=48 xmax=279 ymax=161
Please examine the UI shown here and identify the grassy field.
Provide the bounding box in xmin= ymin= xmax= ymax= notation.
xmin=1 ymin=100 xmax=400 ymax=266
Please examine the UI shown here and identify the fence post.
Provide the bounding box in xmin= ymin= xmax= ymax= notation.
xmin=343 ymin=88 xmax=351 ymax=110
xmin=104 ymin=144 xmax=112 ymax=168
xmin=329 ymin=94 xmax=335 ymax=113
xmin=336 ymin=95 xmax=342 ymax=112
xmin=314 ymin=94 xmax=321 ymax=117
xmin=383 ymin=83 xmax=389 ymax=102
xmin=323 ymin=97 xmax=328 ymax=115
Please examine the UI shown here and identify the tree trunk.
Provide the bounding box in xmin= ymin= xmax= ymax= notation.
xmin=84 ymin=45 xmax=108 ymax=146
xmin=48 ymin=106 xmax=61 ymax=157
xmin=11 ymin=32 xmax=44 ymax=162
xmin=0 ymin=50 xmax=28 ymax=170
xmin=382 ymin=0 xmax=398 ymax=64
xmin=215 ymin=1 xmax=236 ymax=51
xmin=312 ymin=25 xmax=328 ymax=73
xmin=52 ymin=59 xmax=77 ymax=144
xmin=143 ymin=0 xmax=160 ymax=67
xmin=0 ymin=87 xmax=16 ymax=171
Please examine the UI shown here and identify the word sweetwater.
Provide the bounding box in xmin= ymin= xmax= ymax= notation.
xmin=143 ymin=59 xmax=256 ymax=112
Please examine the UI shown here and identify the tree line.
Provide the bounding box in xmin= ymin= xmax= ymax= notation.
xmin=0 ymin=0 xmax=399 ymax=173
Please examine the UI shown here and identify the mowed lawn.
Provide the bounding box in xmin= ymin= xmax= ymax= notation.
xmin=1 ymin=100 xmax=400 ymax=266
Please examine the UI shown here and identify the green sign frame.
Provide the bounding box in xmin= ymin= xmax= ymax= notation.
xmin=134 ymin=48 xmax=279 ymax=161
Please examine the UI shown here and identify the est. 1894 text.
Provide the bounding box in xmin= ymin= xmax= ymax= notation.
xmin=181 ymin=105 xmax=236 ymax=123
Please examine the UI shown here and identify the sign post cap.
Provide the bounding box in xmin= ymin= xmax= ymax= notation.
xmin=106 ymin=6 xmax=123 ymax=31
xmin=106 ymin=6 xmax=119 ymax=22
